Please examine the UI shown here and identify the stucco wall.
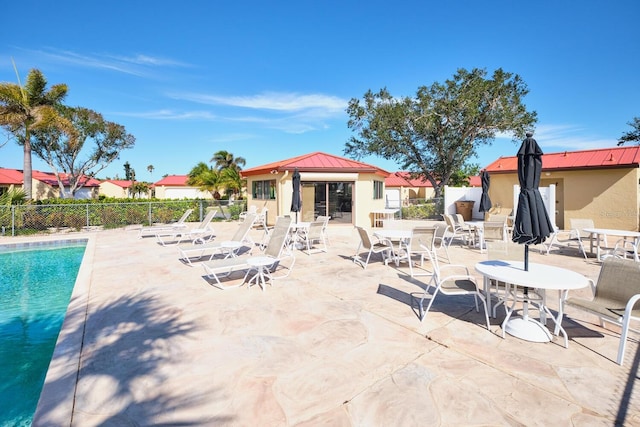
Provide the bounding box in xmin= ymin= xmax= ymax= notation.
xmin=489 ymin=167 xmax=640 ymax=231
xmin=245 ymin=171 xmax=386 ymax=227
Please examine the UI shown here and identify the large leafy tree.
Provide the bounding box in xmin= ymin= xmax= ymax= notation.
xmin=617 ymin=117 xmax=640 ymax=146
xmin=345 ymin=68 xmax=537 ymax=197
xmin=0 ymin=68 xmax=74 ymax=200
xmin=187 ymin=162 xmax=221 ymax=198
xmin=30 ymin=105 xmax=135 ymax=197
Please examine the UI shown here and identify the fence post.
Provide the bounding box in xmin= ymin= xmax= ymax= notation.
xmin=11 ymin=206 xmax=15 ymax=236
xmin=86 ymin=204 xmax=90 ymax=228
xmin=148 ymin=202 xmax=152 ymax=225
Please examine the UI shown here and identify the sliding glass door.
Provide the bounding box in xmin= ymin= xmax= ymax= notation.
xmin=301 ymin=181 xmax=353 ymax=224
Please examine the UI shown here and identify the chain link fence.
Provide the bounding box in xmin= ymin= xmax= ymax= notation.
xmin=0 ymin=200 xmax=247 ymax=237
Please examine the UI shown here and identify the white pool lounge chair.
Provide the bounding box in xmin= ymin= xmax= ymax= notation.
xmin=156 ymin=209 xmax=217 ymax=246
xmin=201 ymin=216 xmax=294 ymax=289
xmin=137 ymin=208 xmax=194 ymax=239
xmin=177 ymin=213 xmax=257 ymax=266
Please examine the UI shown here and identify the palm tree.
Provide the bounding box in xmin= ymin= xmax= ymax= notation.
xmin=220 ymin=166 xmax=246 ymax=198
xmin=211 ymin=150 xmax=246 ymax=171
xmin=147 ymin=164 xmax=155 ymax=177
xmin=0 ymin=68 xmax=73 ymax=200
xmin=187 ymin=162 xmax=221 ymax=198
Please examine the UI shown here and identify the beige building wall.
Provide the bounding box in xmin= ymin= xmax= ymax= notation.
xmin=245 ymin=171 xmax=386 ymax=227
xmin=32 ymin=178 xmax=58 ymax=200
xmin=99 ymin=182 xmax=127 ymax=198
xmin=489 ymin=167 xmax=640 ymax=231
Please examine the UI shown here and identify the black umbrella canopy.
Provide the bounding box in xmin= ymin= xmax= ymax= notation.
xmin=512 ymin=132 xmax=554 ymax=270
xmin=478 ymin=170 xmax=492 ymax=212
xmin=291 ymin=168 xmax=301 ymax=221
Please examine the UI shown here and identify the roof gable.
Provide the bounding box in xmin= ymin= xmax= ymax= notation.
xmin=485 ymin=146 xmax=640 ymax=173
xmin=241 ymin=152 xmax=390 ymax=177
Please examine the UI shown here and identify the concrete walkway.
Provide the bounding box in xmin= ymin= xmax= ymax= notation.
xmin=16 ymin=220 xmax=639 ymax=426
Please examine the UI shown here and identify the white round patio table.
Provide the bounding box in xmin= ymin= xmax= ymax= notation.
xmin=475 ymin=260 xmax=589 ymax=346
xmin=245 ymin=256 xmax=275 ymax=291
xmin=220 ymin=241 xmax=243 ymax=258
xmin=582 ymin=228 xmax=640 ymax=261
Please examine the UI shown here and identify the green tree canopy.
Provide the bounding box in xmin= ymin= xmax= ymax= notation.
xmin=345 ymin=68 xmax=537 ymax=197
xmin=0 ymin=68 xmax=74 ymax=200
xmin=617 ymin=117 xmax=640 ymax=146
xmin=30 ymin=105 xmax=135 ymax=197
xmin=187 ymin=162 xmax=221 ymax=198
xmin=211 ymin=150 xmax=246 ymax=171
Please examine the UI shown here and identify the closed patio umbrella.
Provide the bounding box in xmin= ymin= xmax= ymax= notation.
xmin=291 ymin=168 xmax=301 ymax=223
xmin=512 ymin=132 xmax=553 ymax=269
xmin=478 ymin=170 xmax=492 ymax=213
xmin=508 ymin=132 xmax=554 ymax=342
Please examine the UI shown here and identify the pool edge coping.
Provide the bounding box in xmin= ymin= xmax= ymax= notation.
xmin=30 ymin=234 xmax=96 ymax=426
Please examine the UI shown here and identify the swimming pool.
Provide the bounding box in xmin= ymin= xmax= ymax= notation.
xmin=0 ymin=240 xmax=86 ymax=427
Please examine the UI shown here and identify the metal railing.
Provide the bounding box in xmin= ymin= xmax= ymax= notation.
xmin=0 ymin=200 xmax=247 ymax=237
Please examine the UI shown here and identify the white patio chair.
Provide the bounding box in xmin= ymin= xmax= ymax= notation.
xmin=564 ymin=257 xmax=640 ymax=365
xmin=415 ymin=244 xmax=490 ymax=329
xmin=137 ymin=208 xmax=193 ymax=238
xmin=544 ymin=225 xmax=588 ymax=259
xmin=397 ymin=226 xmax=436 ymax=277
xmin=177 ymin=213 xmax=257 ymax=266
xmin=156 ymin=209 xmax=217 ymax=246
xmin=201 ymin=216 xmax=294 ymax=289
xmin=477 ymin=221 xmax=507 ymax=253
xmin=296 ymin=218 xmax=328 ymax=254
xmin=353 ymin=226 xmax=393 ymax=269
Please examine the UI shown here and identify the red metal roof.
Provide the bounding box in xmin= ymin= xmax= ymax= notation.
xmin=154 ymin=175 xmax=189 ymax=186
xmin=0 ymin=168 xmax=24 ymax=185
xmin=31 ymin=170 xmax=101 ymax=187
xmin=0 ymin=168 xmax=100 ymax=187
xmin=241 ymin=152 xmax=390 ymax=177
xmin=102 ymin=179 xmax=135 ymax=188
xmin=385 ymin=172 xmax=434 ymax=187
xmin=485 ymin=146 xmax=640 ymax=173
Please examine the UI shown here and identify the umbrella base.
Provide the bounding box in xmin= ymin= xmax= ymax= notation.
xmin=504 ymin=316 xmax=552 ymax=343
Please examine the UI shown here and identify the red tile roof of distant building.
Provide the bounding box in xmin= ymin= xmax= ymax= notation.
xmin=0 ymin=168 xmax=24 ymax=185
xmin=485 ymin=146 xmax=640 ymax=173
xmin=154 ymin=175 xmax=189 ymax=186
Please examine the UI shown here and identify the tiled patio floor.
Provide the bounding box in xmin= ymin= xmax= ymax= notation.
xmin=9 ymin=220 xmax=638 ymax=426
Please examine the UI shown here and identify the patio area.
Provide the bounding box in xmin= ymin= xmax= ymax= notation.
xmin=16 ymin=220 xmax=640 ymax=425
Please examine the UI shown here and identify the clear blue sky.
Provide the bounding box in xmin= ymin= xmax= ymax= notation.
xmin=1 ymin=1 xmax=638 ymax=182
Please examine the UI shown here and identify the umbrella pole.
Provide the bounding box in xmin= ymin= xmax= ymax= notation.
xmin=523 ymin=244 xmax=530 ymax=320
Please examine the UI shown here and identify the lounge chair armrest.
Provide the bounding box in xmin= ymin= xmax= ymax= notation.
xmin=624 ymin=293 xmax=640 ymax=316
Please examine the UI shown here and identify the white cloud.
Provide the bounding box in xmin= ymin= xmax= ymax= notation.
xmin=496 ymin=123 xmax=617 ymax=152
xmin=117 ymin=109 xmax=217 ymax=120
xmin=171 ymin=91 xmax=347 ymax=113
xmin=19 ymin=48 xmax=189 ymax=77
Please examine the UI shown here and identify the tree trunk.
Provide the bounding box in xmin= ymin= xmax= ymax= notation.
xmin=23 ymin=134 xmax=32 ymax=201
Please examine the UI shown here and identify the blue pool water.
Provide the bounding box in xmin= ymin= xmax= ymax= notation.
xmin=0 ymin=241 xmax=86 ymax=427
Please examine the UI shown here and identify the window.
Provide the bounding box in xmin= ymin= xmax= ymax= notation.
xmin=252 ymin=180 xmax=276 ymax=200
xmin=373 ymin=180 xmax=383 ymax=199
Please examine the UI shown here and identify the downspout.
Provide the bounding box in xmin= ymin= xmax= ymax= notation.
xmin=279 ymin=170 xmax=289 ymax=217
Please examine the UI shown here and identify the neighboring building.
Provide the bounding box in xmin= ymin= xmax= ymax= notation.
xmin=484 ymin=146 xmax=640 ymax=230
xmin=0 ymin=167 xmax=100 ymax=200
xmin=153 ymin=175 xmax=213 ymax=199
xmin=100 ymin=180 xmax=151 ymax=199
xmin=240 ymin=151 xmax=390 ymax=227
xmin=385 ymin=172 xmax=481 ymax=208
xmin=0 ymin=168 xmax=23 ymax=196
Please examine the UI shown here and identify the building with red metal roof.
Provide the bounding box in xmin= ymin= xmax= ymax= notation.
xmin=0 ymin=167 xmax=100 ymax=199
xmin=241 ymin=152 xmax=390 ymax=227
xmin=153 ymin=175 xmax=215 ymax=199
xmin=483 ymin=146 xmax=640 ymax=230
